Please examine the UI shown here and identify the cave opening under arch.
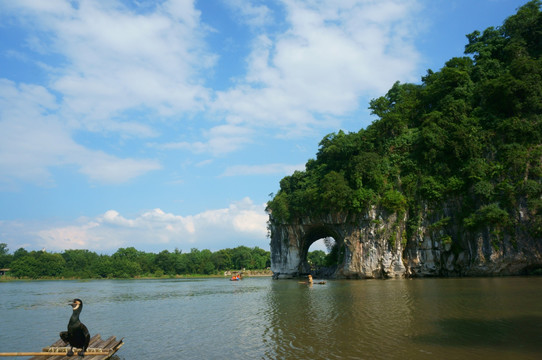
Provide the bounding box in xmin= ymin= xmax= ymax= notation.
xmin=300 ymin=226 xmax=343 ymax=278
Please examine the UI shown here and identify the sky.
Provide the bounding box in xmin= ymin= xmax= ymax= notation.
xmin=0 ymin=0 xmax=529 ymax=254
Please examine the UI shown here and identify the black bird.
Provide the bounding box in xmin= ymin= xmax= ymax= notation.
xmin=60 ymin=298 xmax=90 ymax=357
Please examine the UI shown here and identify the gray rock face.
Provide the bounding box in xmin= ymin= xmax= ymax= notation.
xmin=269 ymin=203 xmax=542 ymax=279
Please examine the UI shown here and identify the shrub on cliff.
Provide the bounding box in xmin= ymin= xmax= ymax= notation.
xmin=267 ymin=0 xmax=542 ymax=236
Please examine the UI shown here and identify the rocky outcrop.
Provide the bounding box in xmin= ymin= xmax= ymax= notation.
xmin=269 ymin=201 xmax=542 ymax=279
xmin=270 ymin=209 xmax=408 ymax=279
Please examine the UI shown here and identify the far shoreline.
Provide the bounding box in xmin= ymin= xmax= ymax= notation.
xmin=0 ymin=269 xmax=273 ymax=282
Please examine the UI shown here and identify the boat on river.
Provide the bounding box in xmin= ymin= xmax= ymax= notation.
xmin=0 ymin=334 xmax=123 ymax=359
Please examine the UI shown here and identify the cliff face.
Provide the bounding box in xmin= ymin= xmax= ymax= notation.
xmin=269 ymin=199 xmax=542 ymax=279
xmin=405 ymin=199 xmax=542 ymax=277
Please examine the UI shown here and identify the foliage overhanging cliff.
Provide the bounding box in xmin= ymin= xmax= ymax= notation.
xmin=267 ymin=1 xmax=542 ymax=244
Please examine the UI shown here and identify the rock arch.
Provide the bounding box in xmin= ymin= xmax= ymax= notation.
xmin=269 ymin=212 xmax=407 ymax=279
xmin=269 ymin=201 xmax=542 ymax=279
xmin=298 ymin=225 xmax=341 ymax=275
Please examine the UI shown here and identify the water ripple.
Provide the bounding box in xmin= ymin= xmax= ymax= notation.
xmin=2 ymin=277 xmax=542 ymax=359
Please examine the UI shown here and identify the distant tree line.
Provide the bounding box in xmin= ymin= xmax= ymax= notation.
xmin=306 ymin=238 xmax=340 ymax=269
xmin=0 ymin=243 xmax=274 ymax=279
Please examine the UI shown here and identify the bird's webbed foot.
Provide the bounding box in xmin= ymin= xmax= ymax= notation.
xmin=66 ymin=347 xmax=74 ymax=356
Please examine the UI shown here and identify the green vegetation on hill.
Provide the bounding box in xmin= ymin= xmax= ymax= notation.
xmin=266 ymin=1 xmax=542 ymax=240
xmin=0 ymin=243 xmax=270 ymax=279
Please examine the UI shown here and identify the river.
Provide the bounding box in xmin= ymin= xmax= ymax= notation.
xmin=1 ymin=277 xmax=541 ymax=359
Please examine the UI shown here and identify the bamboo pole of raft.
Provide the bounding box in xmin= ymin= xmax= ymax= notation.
xmin=0 ymin=350 xmax=112 ymax=356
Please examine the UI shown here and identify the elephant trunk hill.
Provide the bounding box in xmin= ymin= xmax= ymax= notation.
xmin=267 ymin=1 xmax=542 ymax=279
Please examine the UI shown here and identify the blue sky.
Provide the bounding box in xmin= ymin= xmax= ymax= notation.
xmin=0 ymin=0 xmax=528 ymax=254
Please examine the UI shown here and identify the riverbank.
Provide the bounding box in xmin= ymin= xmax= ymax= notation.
xmin=0 ymin=269 xmax=272 ymax=282
xmin=224 ymin=269 xmax=272 ymax=277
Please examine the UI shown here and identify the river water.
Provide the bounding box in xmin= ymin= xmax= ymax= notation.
xmin=1 ymin=277 xmax=541 ymax=359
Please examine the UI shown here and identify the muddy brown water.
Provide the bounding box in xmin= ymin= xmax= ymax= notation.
xmin=1 ymin=276 xmax=541 ymax=359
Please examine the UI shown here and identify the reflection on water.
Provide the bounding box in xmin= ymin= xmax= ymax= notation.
xmin=261 ymin=280 xmax=417 ymax=359
xmin=1 ymin=277 xmax=541 ymax=359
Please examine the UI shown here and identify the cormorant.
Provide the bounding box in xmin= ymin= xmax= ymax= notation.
xmin=60 ymin=298 xmax=90 ymax=357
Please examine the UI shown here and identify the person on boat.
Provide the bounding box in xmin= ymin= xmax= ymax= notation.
xmin=299 ymin=275 xmax=313 ymax=285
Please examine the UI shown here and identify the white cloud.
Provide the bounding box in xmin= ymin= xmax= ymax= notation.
xmin=0 ymin=80 xmax=161 ymax=187
xmin=0 ymin=0 xmax=216 ymax=185
xmin=77 ymin=151 xmax=161 ymax=184
xmin=37 ymin=222 xmax=102 ymax=251
xmin=157 ymin=124 xmax=254 ymax=156
xmin=5 ymin=0 xmax=214 ymax=131
xmin=221 ymin=163 xmax=305 ymax=177
xmin=23 ymin=198 xmax=269 ymax=252
xmin=3 ymin=0 xmax=423 ymax=161
xmin=0 ymin=0 xmax=424 ymax=182
xmin=224 ymin=0 xmax=273 ymax=28
xmin=212 ymin=0 xmax=421 ymax=137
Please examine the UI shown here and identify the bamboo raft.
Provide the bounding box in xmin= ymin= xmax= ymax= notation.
xmin=0 ymin=334 xmax=123 ymax=359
